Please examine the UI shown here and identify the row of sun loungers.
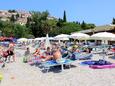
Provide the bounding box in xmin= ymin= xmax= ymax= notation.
xmin=22 ymin=44 xmax=115 ymax=72
xmin=26 ymin=53 xmax=93 ymax=72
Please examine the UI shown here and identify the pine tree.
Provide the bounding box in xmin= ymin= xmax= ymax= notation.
xmin=112 ymin=18 xmax=115 ymax=24
xmin=81 ymin=21 xmax=86 ymax=30
xmin=10 ymin=15 xmax=16 ymax=22
xmin=56 ymin=18 xmax=63 ymax=27
xmin=63 ymin=10 xmax=67 ymax=22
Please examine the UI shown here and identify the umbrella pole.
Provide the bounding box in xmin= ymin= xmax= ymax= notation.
xmin=85 ymin=40 xmax=87 ymax=44
xmin=102 ymin=40 xmax=106 ymax=60
xmin=74 ymin=39 xmax=76 ymax=45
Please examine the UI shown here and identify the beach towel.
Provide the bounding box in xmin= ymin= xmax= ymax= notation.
xmin=81 ymin=59 xmax=112 ymax=65
xmin=90 ymin=63 xmax=115 ymax=69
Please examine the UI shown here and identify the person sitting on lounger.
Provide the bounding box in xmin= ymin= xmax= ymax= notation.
xmin=67 ymin=46 xmax=81 ymax=60
xmin=42 ymin=48 xmax=62 ymax=62
xmin=7 ymin=47 xmax=15 ymax=62
xmin=40 ymin=47 xmax=52 ymax=59
xmin=33 ymin=48 xmax=41 ymax=57
xmin=84 ymin=48 xmax=92 ymax=54
xmin=44 ymin=47 xmax=52 ymax=56
xmin=1 ymin=47 xmax=15 ymax=62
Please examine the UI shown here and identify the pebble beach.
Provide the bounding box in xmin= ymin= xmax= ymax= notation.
xmin=0 ymin=47 xmax=115 ymax=86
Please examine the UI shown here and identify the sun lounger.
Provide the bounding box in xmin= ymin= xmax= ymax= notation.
xmin=77 ymin=53 xmax=93 ymax=60
xmin=72 ymin=52 xmax=93 ymax=60
xmin=41 ymin=59 xmax=75 ymax=72
xmin=80 ymin=61 xmax=95 ymax=66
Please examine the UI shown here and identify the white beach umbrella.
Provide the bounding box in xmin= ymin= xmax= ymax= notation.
xmin=49 ymin=37 xmax=54 ymax=40
xmin=34 ymin=37 xmax=46 ymax=41
xmin=17 ymin=38 xmax=28 ymax=42
xmin=91 ymin=32 xmax=115 ymax=59
xmin=70 ymin=32 xmax=90 ymax=40
xmin=90 ymin=32 xmax=115 ymax=40
xmin=34 ymin=38 xmax=42 ymax=41
xmin=55 ymin=34 xmax=69 ymax=40
xmin=28 ymin=39 xmax=33 ymax=41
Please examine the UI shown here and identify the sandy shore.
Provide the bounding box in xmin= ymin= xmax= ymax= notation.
xmin=0 ymin=48 xmax=115 ymax=86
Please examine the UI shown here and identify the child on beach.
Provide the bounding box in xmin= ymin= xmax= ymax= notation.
xmin=23 ymin=47 xmax=30 ymax=63
xmin=24 ymin=47 xmax=30 ymax=56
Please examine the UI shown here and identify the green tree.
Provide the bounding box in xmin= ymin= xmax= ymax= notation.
xmin=0 ymin=21 xmax=14 ymax=37
xmin=0 ymin=20 xmax=30 ymax=38
xmin=81 ymin=21 xmax=87 ymax=30
xmin=16 ymin=13 xmax=19 ymax=19
xmin=112 ymin=18 xmax=115 ymax=24
xmin=8 ymin=10 xmax=16 ymax=13
xmin=49 ymin=22 xmax=81 ymax=36
xmin=27 ymin=11 xmax=50 ymax=37
xmin=81 ymin=21 xmax=95 ymax=30
xmin=59 ymin=22 xmax=81 ymax=34
xmin=13 ymin=24 xmax=30 ymax=38
xmin=56 ymin=18 xmax=64 ymax=27
xmin=63 ymin=10 xmax=67 ymax=22
xmin=26 ymin=17 xmax=32 ymax=28
xmin=10 ymin=15 xmax=17 ymax=22
xmin=87 ymin=24 xmax=95 ymax=29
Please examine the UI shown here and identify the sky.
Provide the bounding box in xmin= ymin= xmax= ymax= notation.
xmin=0 ymin=0 xmax=115 ymax=25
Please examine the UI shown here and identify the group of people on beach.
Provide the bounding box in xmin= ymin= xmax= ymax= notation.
xmin=24 ymin=43 xmax=62 ymax=63
xmin=24 ymin=42 xmax=92 ymax=63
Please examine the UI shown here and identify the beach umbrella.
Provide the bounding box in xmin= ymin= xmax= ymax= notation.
xmin=44 ymin=34 xmax=51 ymax=49
xmin=17 ymin=38 xmax=28 ymax=42
xmin=90 ymin=32 xmax=115 ymax=41
xmin=35 ymin=37 xmax=46 ymax=41
xmin=70 ymin=32 xmax=90 ymax=40
xmin=34 ymin=38 xmax=42 ymax=41
xmin=49 ymin=37 xmax=54 ymax=40
xmin=90 ymin=32 xmax=115 ymax=44
xmin=54 ymin=34 xmax=69 ymax=40
xmin=91 ymin=32 xmax=115 ymax=59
